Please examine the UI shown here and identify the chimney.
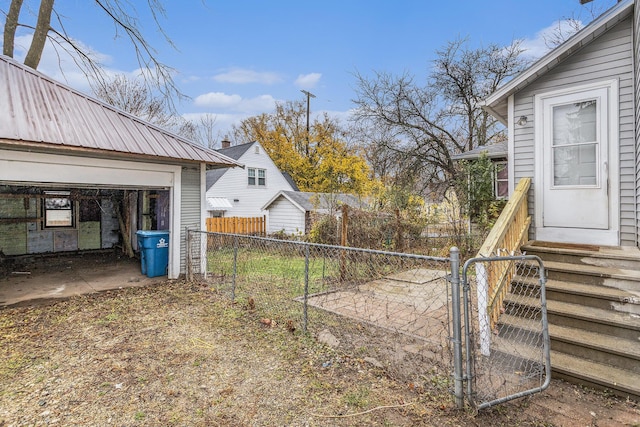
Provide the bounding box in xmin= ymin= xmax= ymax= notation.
xmin=221 ymin=140 xmax=231 ymax=149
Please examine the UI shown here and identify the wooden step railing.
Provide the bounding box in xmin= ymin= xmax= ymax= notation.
xmin=476 ymin=177 xmax=531 ymax=330
xmin=206 ymin=216 xmax=266 ymax=235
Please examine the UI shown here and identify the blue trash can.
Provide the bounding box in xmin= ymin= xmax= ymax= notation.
xmin=136 ymin=230 xmax=170 ymax=278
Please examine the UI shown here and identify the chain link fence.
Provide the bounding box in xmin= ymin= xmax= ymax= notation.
xmin=185 ymin=229 xmax=549 ymax=409
xmin=187 ymin=230 xmax=454 ymax=385
xmin=462 ymin=255 xmax=551 ymax=409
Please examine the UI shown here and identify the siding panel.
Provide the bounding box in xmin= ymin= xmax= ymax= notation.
xmin=513 ymin=16 xmax=635 ymax=244
xmin=180 ymin=167 xmax=201 ymax=274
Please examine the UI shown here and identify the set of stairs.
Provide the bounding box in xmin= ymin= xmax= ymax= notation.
xmin=502 ymin=240 xmax=640 ymax=400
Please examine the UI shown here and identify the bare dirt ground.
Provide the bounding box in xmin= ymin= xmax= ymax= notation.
xmin=0 ymin=280 xmax=639 ymax=426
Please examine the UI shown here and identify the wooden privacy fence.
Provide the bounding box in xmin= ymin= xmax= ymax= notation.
xmin=206 ymin=216 xmax=266 ymax=235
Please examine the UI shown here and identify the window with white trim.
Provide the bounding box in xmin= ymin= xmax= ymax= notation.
xmin=248 ymin=168 xmax=266 ymax=187
xmin=494 ymin=161 xmax=508 ymax=199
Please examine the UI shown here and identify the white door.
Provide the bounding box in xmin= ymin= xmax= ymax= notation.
xmin=535 ymin=82 xmax=618 ymax=245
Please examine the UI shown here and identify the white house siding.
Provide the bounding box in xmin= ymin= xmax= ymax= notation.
xmin=635 ymin=0 xmax=640 ymax=245
xmin=180 ymin=166 xmax=202 ymax=274
xmin=206 ymin=143 xmax=295 ymax=223
xmin=267 ymin=197 xmax=306 ymax=235
xmin=512 ymin=16 xmax=635 ymax=245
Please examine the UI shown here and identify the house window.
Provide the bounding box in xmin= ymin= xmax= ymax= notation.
xmin=248 ymin=168 xmax=266 ymax=187
xmin=43 ymin=192 xmax=74 ymax=227
xmin=494 ymin=161 xmax=508 ymax=199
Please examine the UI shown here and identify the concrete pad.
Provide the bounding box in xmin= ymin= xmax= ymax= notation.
xmin=0 ymin=252 xmax=164 ymax=307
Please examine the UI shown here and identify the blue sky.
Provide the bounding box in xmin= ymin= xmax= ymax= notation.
xmin=4 ymin=0 xmax=618 ymax=140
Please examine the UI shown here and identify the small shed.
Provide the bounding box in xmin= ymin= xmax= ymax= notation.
xmin=262 ymin=191 xmax=366 ymax=235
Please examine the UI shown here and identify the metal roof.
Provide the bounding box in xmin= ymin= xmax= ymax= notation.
xmin=450 ymin=142 xmax=508 ymax=161
xmin=0 ymin=55 xmax=241 ymax=167
xmin=206 ymin=197 xmax=233 ymax=210
xmin=262 ymin=190 xmax=368 ymax=212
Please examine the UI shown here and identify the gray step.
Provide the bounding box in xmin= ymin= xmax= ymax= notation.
xmin=551 ymin=351 xmax=640 ymax=401
xmin=522 ymin=241 xmax=640 ymax=270
xmin=498 ymin=314 xmax=640 ymax=373
xmin=490 ymin=324 xmax=640 ymax=400
xmin=512 ymin=275 xmax=640 ymax=314
xmin=504 ymin=295 xmax=640 ymax=341
xmin=538 ymin=260 xmax=640 ymax=291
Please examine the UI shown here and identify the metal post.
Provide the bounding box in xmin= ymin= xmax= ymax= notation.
xmin=303 ymin=243 xmax=310 ymax=333
xmin=232 ymin=235 xmax=238 ymax=302
xmin=449 ymin=246 xmax=464 ymax=409
xmin=186 ymin=227 xmax=192 ymax=282
xmin=300 ymin=89 xmax=315 ymax=157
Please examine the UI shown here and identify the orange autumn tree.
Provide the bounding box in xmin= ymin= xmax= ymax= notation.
xmin=229 ymin=100 xmax=372 ymax=195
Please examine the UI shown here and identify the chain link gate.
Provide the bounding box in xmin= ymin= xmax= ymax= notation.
xmin=460 ymin=254 xmax=551 ymax=409
xmin=187 ymin=230 xmax=551 ymax=410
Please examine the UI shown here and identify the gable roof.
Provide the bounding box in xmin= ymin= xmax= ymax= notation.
xmin=262 ymin=190 xmax=366 ymax=212
xmin=216 ymin=141 xmax=255 ymax=160
xmin=205 ymin=141 xmax=302 ymax=191
xmin=450 ymin=141 xmax=508 ymax=161
xmin=0 ymin=55 xmax=240 ymax=167
xmin=482 ymin=0 xmax=633 ymax=124
xmin=205 ymin=141 xmax=257 ymax=188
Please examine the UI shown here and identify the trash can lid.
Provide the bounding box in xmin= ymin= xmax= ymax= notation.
xmin=135 ymin=230 xmax=170 ymax=236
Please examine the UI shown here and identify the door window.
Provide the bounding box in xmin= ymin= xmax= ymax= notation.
xmin=552 ymin=100 xmax=598 ymax=187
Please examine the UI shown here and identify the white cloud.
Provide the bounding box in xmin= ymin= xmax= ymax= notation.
xmin=181 ymin=75 xmax=201 ymax=83
xmin=193 ymin=92 xmax=277 ymax=112
xmin=213 ymin=68 xmax=282 ymax=84
xmin=294 ymin=73 xmax=322 ymax=89
xmin=194 ymin=92 xmax=243 ymax=108
xmin=520 ymin=19 xmax=584 ymax=59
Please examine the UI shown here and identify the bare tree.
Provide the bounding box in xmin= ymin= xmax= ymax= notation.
xmin=544 ymin=0 xmax=618 ymax=49
xmin=1 ymin=0 xmax=184 ymax=112
xmin=352 ymin=38 xmax=527 ymax=186
xmin=180 ymin=114 xmax=220 ymax=149
xmin=94 ymin=74 xmax=179 ymax=129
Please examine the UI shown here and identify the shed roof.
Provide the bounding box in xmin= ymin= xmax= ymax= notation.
xmin=262 ymin=190 xmax=367 ymax=213
xmin=482 ymin=0 xmax=633 ymax=124
xmin=450 ymin=141 xmax=508 ymax=161
xmin=0 ymin=55 xmax=240 ymax=167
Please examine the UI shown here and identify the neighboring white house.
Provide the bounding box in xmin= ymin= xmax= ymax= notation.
xmin=205 ymin=141 xmax=298 ymax=222
xmin=262 ymin=191 xmax=366 ymax=235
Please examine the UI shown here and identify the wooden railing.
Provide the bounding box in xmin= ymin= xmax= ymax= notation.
xmin=206 ymin=216 xmax=266 ymax=236
xmin=476 ymin=177 xmax=531 ymax=330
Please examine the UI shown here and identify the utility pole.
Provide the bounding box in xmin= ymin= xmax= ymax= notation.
xmin=300 ymin=90 xmax=315 ymax=157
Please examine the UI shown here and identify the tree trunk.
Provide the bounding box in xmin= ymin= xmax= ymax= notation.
xmin=3 ymin=0 xmax=24 ymax=57
xmin=24 ymin=0 xmax=54 ymax=70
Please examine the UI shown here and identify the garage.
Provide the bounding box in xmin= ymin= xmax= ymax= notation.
xmin=0 ymin=55 xmax=239 ymax=282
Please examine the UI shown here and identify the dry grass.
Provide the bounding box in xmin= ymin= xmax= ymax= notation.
xmin=0 ymin=281 xmax=637 ymax=426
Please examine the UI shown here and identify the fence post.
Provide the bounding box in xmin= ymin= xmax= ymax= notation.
xmin=340 ymin=205 xmax=348 ymax=280
xmin=232 ymin=234 xmax=238 ymax=302
xmin=186 ymin=227 xmax=192 ymax=282
xmin=303 ymin=243 xmax=310 ymax=333
xmin=449 ymin=246 xmax=464 ymax=409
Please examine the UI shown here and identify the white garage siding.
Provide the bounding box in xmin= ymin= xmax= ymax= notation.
xmin=180 ymin=166 xmax=202 ymax=274
xmin=267 ymin=197 xmax=306 ymax=235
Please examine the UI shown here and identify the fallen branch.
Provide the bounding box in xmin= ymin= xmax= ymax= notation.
xmin=310 ymin=401 xmax=415 ymax=419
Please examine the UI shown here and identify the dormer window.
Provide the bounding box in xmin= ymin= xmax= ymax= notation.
xmin=248 ymin=168 xmax=266 ymax=187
